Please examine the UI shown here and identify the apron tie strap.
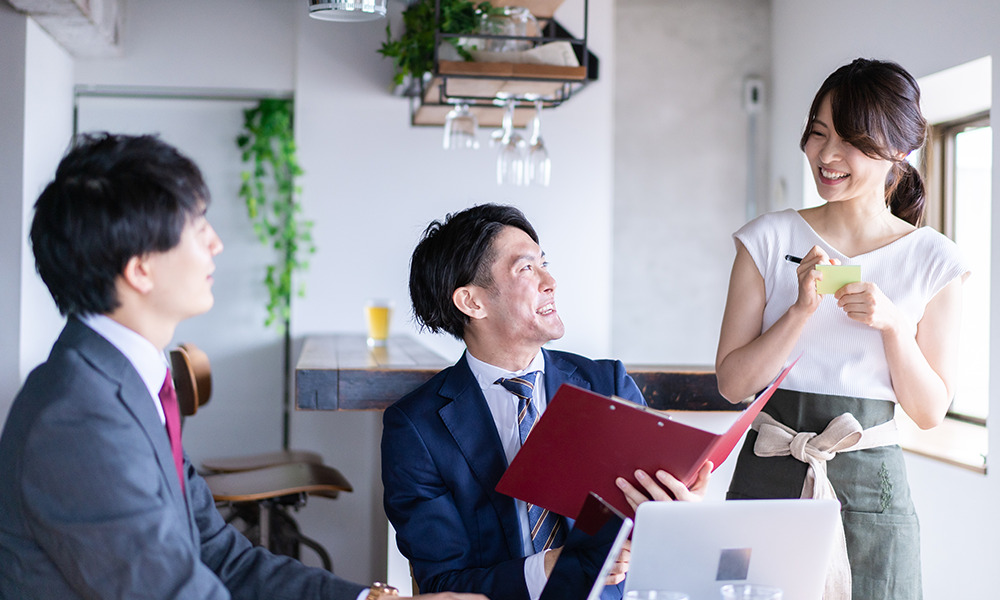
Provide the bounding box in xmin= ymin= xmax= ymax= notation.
xmin=752 ymin=412 xmax=899 ymax=600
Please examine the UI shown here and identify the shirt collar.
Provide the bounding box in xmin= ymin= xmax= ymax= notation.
xmin=466 ymin=349 xmax=546 ymax=392
xmin=79 ymin=313 xmax=169 ymax=406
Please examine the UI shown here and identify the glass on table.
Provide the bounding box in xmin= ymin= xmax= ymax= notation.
xmin=719 ymin=583 xmax=783 ymax=600
xmin=624 ymin=590 xmax=689 ymax=600
xmin=364 ymin=299 xmax=392 ymax=347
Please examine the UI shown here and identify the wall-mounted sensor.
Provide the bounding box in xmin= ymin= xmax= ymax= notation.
xmin=743 ymin=77 xmax=764 ymax=114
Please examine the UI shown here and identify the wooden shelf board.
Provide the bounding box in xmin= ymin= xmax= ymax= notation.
xmin=412 ymin=104 xmax=534 ymax=127
xmin=491 ymin=0 xmax=565 ymax=20
xmin=438 ymin=60 xmax=586 ymax=80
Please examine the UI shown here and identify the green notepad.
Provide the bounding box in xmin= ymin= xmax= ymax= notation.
xmin=816 ymin=264 xmax=861 ymax=294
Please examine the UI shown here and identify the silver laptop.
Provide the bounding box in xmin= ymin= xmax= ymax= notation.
xmin=539 ymin=493 xmax=634 ymax=600
xmin=624 ymin=499 xmax=840 ymax=600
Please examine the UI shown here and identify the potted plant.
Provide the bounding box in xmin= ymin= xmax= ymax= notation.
xmin=236 ymin=98 xmax=313 ymax=450
xmin=379 ymin=0 xmax=497 ymax=87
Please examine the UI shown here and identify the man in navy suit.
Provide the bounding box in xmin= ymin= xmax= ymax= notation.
xmin=0 ymin=133 xmax=484 ymax=600
xmin=382 ymin=204 xmax=712 ymax=600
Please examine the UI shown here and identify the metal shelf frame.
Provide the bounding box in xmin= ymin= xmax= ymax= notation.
xmin=404 ymin=0 xmax=598 ymax=126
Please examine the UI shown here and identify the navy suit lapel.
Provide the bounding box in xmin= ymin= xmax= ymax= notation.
xmin=541 ymin=348 xmax=588 ymax=399
xmin=437 ymin=353 xmax=523 ymax=558
xmin=64 ymin=319 xmax=193 ymax=531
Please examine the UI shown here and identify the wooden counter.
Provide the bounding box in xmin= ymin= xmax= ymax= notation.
xmin=295 ymin=334 xmax=450 ymax=410
xmin=295 ymin=334 xmax=735 ymax=411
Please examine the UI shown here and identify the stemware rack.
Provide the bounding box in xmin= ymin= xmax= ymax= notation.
xmin=403 ymin=0 xmax=598 ymax=127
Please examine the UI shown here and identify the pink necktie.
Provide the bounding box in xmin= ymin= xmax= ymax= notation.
xmin=158 ymin=370 xmax=185 ymax=493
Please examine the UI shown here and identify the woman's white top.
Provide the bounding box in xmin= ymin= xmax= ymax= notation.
xmin=735 ymin=209 xmax=969 ymax=402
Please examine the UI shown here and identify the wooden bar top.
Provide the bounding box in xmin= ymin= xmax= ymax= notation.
xmin=295 ymin=334 xmax=735 ymax=411
xmin=296 ymin=334 xmax=451 ymax=410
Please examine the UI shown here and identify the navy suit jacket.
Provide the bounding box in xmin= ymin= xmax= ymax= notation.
xmin=382 ymin=348 xmax=645 ymax=600
xmin=0 ymin=318 xmax=366 ymax=600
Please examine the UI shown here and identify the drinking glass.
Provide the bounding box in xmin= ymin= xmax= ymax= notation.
xmin=624 ymin=591 xmax=689 ymax=600
xmin=719 ymin=584 xmax=783 ymax=600
xmin=496 ymin=98 xmax=527 ymax=185
xmin=364 ymin=299 xmax=392 ymax=347
xmin=526 ymin=99 xmax=550 ymax=186
xmin=443 ymin=103 xmax=479 ymax=150
xmin=479 ymin=6 xmax=539 ymax=53
xmin=489 ymin=95 xmax=513 ymax=148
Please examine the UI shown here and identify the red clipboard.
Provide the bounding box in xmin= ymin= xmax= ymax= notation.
xmin=495 ymin=360 xmax=797 ymax=519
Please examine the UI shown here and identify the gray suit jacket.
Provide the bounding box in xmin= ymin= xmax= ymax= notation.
xmin=0 ymin=317 xmax=366 ymax=600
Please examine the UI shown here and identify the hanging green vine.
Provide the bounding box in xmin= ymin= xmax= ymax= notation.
xmin=236 ymin=98 xmax=314 ymax=331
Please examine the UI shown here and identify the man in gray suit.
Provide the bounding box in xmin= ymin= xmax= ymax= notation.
xmin=0 ymin=133 xmax=484 ymax=600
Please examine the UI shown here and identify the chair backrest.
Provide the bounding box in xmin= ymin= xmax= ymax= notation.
xmin=170 ymin=343 xmax=212 ymax=417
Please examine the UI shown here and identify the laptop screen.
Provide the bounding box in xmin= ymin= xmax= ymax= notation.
xmin=624 ymin=499 xmax=840 ymax=600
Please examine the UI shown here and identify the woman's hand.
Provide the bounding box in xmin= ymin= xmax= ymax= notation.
xmin=834 ymin=281 xmax=912 ymax=336
xmin=793 ymin=245 xmax=838 ymax=316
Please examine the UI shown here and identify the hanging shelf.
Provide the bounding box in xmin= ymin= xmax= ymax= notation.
xmin=404 ymin=0 xmax=598 ymax=127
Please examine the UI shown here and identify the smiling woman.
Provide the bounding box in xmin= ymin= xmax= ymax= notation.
xmin=715 ymin=58 xmax=970 ymax=600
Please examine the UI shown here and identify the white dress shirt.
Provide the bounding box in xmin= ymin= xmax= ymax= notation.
xmin=79 ymin=314 xmax=169 ymax=425
xmin=466 ymin=350 xmax=551 ymax=600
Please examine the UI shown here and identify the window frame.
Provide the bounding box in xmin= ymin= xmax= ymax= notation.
xmin=920 ymin=111 xmax=990 ymax=427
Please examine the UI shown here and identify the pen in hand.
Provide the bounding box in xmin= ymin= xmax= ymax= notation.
xmin=784 ymin=254 xmax=802 ymax=264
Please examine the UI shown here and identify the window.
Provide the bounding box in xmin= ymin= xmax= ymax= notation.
xmin=895 ymin=57 xmax=991 ymax=473
xmin=918 ymin=62 xmax=992 ymax=425
xmin=926 ymin=116 xmax=992 ymax=423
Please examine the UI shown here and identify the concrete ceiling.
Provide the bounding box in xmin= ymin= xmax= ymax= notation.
xmin=6 ymin=0 xmax=123 ymax=57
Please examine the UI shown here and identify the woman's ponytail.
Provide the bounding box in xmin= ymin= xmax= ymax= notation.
xmin=887 ymin=160 xmax=925 ymax=226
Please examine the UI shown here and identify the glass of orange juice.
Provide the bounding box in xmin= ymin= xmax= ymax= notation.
xmin=365 ymin=299 xmax=392 ymax=347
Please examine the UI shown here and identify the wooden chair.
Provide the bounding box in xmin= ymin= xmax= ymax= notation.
xmin=170 ymin=343 xmax=352 ymax=569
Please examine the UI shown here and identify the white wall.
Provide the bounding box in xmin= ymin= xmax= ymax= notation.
xmin=74 ymin=0 xmax=296 ymax=90
xmin=612 ymin=0 xmax=771 ymax=366
xmin=20 ymin=18 xmax=74 ymax=380
xmin=0 ymin=7 xmax=73 ymax=423
xmin=769 ymin=1 xmax=1000 ymax=596
xmin=0 ymin=3 xmax=27 ymax=422
xmin=291 ymin=1 xmax=616 ymax=361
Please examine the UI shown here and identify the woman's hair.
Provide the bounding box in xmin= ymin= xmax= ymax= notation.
xmin=799 ymin=58 xmax=928 ymax=225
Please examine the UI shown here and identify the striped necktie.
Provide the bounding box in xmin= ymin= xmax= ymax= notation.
xmin=495 ymin=371 xmax=566 ymax=553
xmin=159 ymin=370 xmax=185 ymax=493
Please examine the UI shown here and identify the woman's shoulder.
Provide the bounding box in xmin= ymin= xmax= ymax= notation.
xmin=909 ymin=226 xmax=964 ymax=256
xmin=903 ymin=227 xmax=970 ymax=284
xmin=736 ymin=208 xmax=800 ymax=237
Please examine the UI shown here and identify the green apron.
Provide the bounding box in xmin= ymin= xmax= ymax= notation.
xmin=727 ymin=389 xmax=922 ymax=600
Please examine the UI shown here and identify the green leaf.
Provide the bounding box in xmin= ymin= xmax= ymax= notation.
xmin=238 ymin=98 xmax=315 ymax=332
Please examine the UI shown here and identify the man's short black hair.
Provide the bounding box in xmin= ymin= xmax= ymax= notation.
xmin=30 ymin=132 xmax=210 ymax=316
xmin=409 ymin=203 xmax=538 ymax=340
